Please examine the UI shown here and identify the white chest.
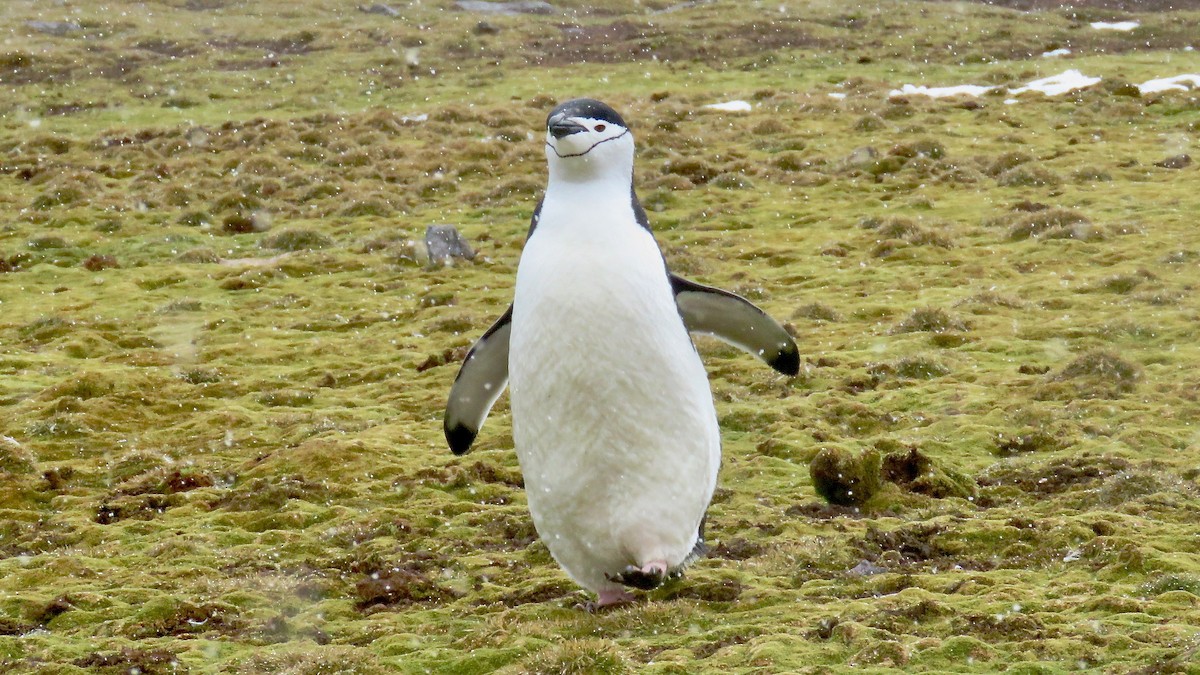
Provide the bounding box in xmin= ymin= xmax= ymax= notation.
xmin=504 ymin=184 xmax=720 ymax=589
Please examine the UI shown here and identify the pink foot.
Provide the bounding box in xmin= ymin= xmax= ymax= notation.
xmin=577 ymin=588 xmax=634 ymax=612
xmin=597 ymin=588 xmax=635 ymax=607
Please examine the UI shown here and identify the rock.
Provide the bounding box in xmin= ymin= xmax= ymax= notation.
xmin=652 ymin=0 xmax=715 ymax=15
xmin=453 ymin=0 xmax=555 ymax=15
xmin=1154 ymin=154 xmax=1191 ymax=169
xmin=473 ymin=21 xmax=501 ymax=35
xmin=848 ymin=560 xmax=888 ymax=577
xmin=25 ymin=21 xmax=82 ymax=36
xmin=843 ymin=146 xmax=879 ymax=168
xmin=424 ymin=225 xmax=475 ymax=264
xmin=357 ymin=3 xmax=400 ymax=16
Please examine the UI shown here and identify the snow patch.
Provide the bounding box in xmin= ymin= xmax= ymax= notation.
xmin=889 ymin=83 xmax=995 ymax=98
xmin=1041 ymin=48 xmax=1072 ymax=58
xmin=827 ymin=92 xmax=847 ymax=100
xmin=1090 ymin=20 xmax=1139 ymax=31
xmin=889 ymin=68 xmax=1199 ymax=103
xmin=703 ymin=100 xmax=753 ymax=112
xmin=1009 ymin=69 xmax=1101 ymax=96
xmin=1138 ymin=74 xmax=1200 ymax=94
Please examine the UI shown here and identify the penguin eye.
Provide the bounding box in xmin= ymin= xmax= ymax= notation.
xmin=594 ymin=124 xmax=606 ymax=132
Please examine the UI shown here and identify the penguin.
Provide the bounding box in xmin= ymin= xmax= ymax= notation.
xmin=444 ymin=98 xmax=799 ymax=608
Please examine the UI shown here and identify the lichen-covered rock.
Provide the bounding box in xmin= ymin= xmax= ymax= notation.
xmin=809 ymin=446 xmax=883 ymax=506
xmin=424 ymin=224 xmax=476 ymax=264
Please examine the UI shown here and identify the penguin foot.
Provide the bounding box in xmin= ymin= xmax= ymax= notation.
xmin=607 ymin=560 xmax=669 ymax=590
xmin=577 ymin=588 xmax=635 ymax=612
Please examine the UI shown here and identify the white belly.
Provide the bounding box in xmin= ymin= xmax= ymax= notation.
xmin=508 ymin=208 xmax=719 ymax=593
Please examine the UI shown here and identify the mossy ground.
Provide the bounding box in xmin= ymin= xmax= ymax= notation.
xmin=2 ymin=0 xmax=1200 ymax=672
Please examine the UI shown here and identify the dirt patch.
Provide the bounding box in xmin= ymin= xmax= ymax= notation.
xmin=711 ymin=537 xmax=766 ymax=560
xmin=134 ymin=38 xmax=202 ymax=58
xmin=355 ymin=568 xmax=454 ymax=610
xmin=978 ymin=454 xmax=1132 ymax=496
xmin=785 ymin=502 xmax=882 ymax=519
xmin=95 ymin=494 xmax=181 ymax=524
xmin=207 ymin=32 xmax=322 ymax=56
xmin=881 ymin=446 xmax=977 ymax=500
xmin=415 ymin=460 xmax=524 ymax=489
xmin=74 ymin=648 xmax=180 ymax=675
xmin=953 ymin=611 xmax=1050 ymax=642
xmin=495 ymin=579 xmax=576 ymax=607
xmin=938 ymin=0 xmax=1200 ymax=10
xmin=212 ymin=474 xmax=338 ymax=511
xmin=525 ymin=19 xmax=825 ymax=65
xmin=853 ymin=524 xmax=953 ymax=565
xmin=692 ymin=634 xmax=753 ymax=659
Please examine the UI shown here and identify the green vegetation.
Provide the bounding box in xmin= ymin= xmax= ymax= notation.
xmin=1 ymin=0 xmax=1199 ymax=672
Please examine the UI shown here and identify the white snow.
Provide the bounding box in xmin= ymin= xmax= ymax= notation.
xmin=827 ymin=92 xmax=847 ymax=100
xmin=1041 ymin=48 xmax=1072 ymax=58
xmin=703 ymin=100 xmax=753 ymax=112
xmin=1090 ymin=20 xmax=1139 ymax=31
xmin=889 ymin=83 xmax=995 ymax=98
xmin=1138 ymin=74 xmax=1200 ymax=94
xmin=1009 ymin=69 xmax=1101 ymax=96
xmin=882 ymin=66 xmax=1200 ymax=105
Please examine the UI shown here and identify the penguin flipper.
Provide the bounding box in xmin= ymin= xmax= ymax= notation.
xmin=444 ymin=305 xmax=512 ymax=455
xmin=670 ymin=274 xmax=800 ymax=376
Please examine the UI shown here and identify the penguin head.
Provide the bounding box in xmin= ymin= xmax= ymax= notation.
xmin=544 ymin=98 xmax=634 ymax=182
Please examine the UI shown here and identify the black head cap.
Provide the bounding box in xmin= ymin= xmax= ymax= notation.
xmin=547 ymin=98 xmax=628 ymax=129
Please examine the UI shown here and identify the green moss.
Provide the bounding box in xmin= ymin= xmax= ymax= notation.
xmin=31 ymin=188 xmax=84 ymax=210
xmin=892 ymin=307 xmax=969 ymax=334
xmin=1 ymin=1 xmax=1199 ymax=671
xmin=996 ymin=164 xmax=1060 ymax=187
xmin=260 ymin=228 xmax=333 ymax=251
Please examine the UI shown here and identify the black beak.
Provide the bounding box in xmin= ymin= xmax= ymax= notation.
xmin=548 ymin=114 xmax=587 ymax=139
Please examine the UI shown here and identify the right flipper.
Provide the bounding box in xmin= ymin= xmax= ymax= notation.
xmin=670 ymin=274 xmax=800 ymax=376
xmin=443 ymin=305 xmax=512 ymax=455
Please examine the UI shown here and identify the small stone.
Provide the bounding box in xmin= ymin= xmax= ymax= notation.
xmin=358 ymin=3 xmax=400 ymax=16
xmin=424 ymin=225 xmax=476 ymax=264
xmin=453 ymin=0 xmax=555 ymax=15
xmin=25 ymin=21 xmax=82 ymax=36
xmin=848 ymin=560 xmax=888 ymax=577
xmin=844 ymin=146 xmax=879 ymax=168
xmin=1154 ymin=154 xmax=1191 ymax=170
xmin=473 ymin=20 xmax=501 ymax=35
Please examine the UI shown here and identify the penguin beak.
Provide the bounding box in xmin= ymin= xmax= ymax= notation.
xmin=548 ymin=114 xmax=587 ymax=139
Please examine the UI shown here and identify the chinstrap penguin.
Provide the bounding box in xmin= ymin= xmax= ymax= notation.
xmin=445 ymin=98 xmax=799 ymax=608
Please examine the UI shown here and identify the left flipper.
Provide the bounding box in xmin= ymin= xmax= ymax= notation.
xmin=670 ymin=274 xmax=800 ymax=376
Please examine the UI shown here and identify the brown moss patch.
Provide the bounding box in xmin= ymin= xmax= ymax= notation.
xmin=978 ymin=454 xmax=1132 ymax=496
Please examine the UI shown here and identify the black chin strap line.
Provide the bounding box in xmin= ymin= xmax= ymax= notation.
xmin=546 ymin=128 xmax=630 ymax=158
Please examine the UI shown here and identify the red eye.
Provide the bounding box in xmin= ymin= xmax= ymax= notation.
xmin=594 ymin=124 xmax=606 ymax=132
